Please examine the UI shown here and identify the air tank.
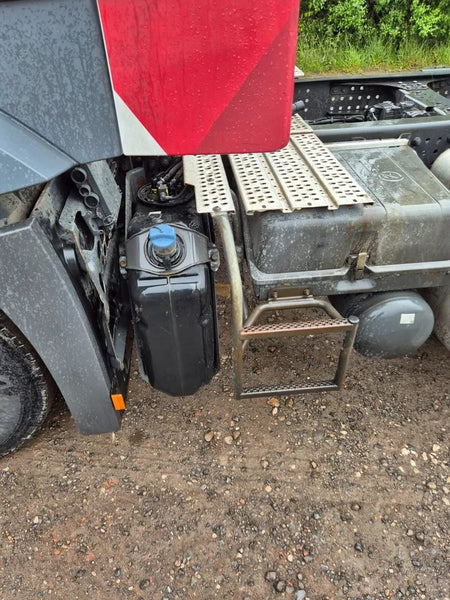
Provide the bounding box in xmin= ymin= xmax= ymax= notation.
xmin=331 ymin=291 xmax=434 ymax=358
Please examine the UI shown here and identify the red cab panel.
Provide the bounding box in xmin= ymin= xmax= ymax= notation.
xmin=97 ymin=0 xmax=300 ymax=155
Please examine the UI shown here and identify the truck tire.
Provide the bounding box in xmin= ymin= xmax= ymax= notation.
xmin=0 ymin=314 xmax=53 ymax=457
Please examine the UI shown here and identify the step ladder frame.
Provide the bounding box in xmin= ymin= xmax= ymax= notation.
xmin=213 ymin=213 xmax=359 ymax=399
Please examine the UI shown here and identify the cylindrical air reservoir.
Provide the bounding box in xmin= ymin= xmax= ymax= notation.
xmin=431 ymin=148 xmax=450 ymax=190
xmin=331 ymin=291 xmax=434 ymax=358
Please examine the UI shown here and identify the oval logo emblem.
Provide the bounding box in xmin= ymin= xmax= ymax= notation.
xmin=380 ymin=170 xmax=403 ymax=182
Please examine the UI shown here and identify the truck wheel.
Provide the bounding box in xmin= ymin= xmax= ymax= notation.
xmin=0 ymin=315 xmax=53 ymax=457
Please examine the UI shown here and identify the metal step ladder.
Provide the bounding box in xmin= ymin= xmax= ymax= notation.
xmin=238 ymin=298 xmax=358 ymax=398
xmin=214 ymin=214 xmax=359 ymax=399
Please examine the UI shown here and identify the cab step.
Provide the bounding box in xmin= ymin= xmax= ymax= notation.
xmin=241 ymin=317 xmax=352 ymax=339
xmin=237 ymin=309 xmax=358 ymax=398
xmin=240 ymin=381 xmax=338 ymax=399
xmin=212 ymin=214 xmax=359 ymax=400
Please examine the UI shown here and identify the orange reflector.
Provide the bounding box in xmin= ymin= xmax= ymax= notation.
xmin=111 ymin=393 xmax=126 ymax=411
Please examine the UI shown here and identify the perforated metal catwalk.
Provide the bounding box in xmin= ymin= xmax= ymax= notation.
xmin=185 ymin=115 xmax=372 ymax=215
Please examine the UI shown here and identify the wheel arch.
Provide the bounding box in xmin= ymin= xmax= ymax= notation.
xmin=0 ymin=217 xmax=121 ymax=435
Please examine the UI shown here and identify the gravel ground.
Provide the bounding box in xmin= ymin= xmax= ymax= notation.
xmin=0 ymin=287 xmax=449 ymax=600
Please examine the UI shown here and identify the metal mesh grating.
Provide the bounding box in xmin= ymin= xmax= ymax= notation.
xmin=229 ymin=153 xmax=289 ymax=213
xmin=241 ymin=381 xmax=336 ymax=396
xmin=186 ymin=116 xmax=372 ymax=215
xmin=243 ymin=318 xmax=349 ymax=335
xmin=228 ymin=114 xmax=372 ymax=214
xmin=184 ymin=155 xmax=234 ymax=214
xmin=290 ymin=134 xmax=371 ymax=207
xmin=290 ymin=114 xmax=313 ymax=134
xmin=265 ymin=142 xmax=336 ymax=210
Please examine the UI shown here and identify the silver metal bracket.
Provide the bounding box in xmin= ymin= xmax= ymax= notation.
xmin=126 ymin=224 xmax=213 ymax=276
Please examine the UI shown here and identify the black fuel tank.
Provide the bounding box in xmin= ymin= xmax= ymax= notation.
xmin=126 ymin=210 xmax=219 ymax=396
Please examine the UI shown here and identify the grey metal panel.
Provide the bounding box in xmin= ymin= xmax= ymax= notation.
xmin=0 ymin=112 xmax=75 ymax=194
xmin=245 ymin=258 xmax=450 ymax=300
xmin=0 ymin=217 xmax=121 ymax=434
xmin=314 ymin=116 xmax=450 ymax=142
xmin=0 ymin=0 xmax=121 ymax=193
xmin=0 ymin=150 xmax=43 ymax=191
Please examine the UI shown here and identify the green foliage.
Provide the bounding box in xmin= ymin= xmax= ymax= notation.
xmin=299 ymin=0 xmax=450 ymax=44
xmin=371 ymin=0 xmax=449 ymax=41
xmin=297 ymin=31 xmax=450 ymax=75
xmin=328 ymin=0 xmax=368 ymax=36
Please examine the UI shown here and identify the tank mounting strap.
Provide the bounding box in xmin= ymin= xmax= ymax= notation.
xmin=183 ymin=154 xmax=234 ymax=214
xmin=229 ymin=114 xmax=372 ymax=214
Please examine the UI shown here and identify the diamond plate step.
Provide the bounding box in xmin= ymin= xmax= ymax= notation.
xmin=241 ymin=318 xmax=351 ymax=339
xmin=240 ymin=381 xmax=338 ymax=398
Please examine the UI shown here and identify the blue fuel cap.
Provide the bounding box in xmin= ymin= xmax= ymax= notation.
xmin=148 ymin=224 xmax=176 ymax=251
